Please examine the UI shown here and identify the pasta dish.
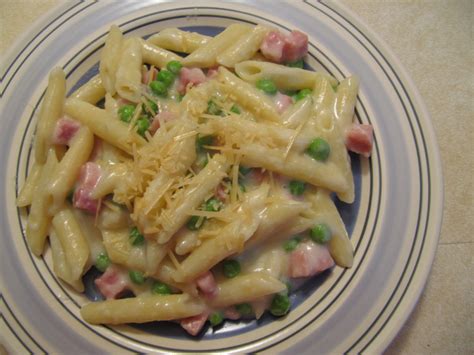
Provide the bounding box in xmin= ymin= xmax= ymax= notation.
xmin=17 ymin=23 xmax=373 ymax=336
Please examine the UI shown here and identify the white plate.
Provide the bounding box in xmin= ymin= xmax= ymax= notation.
xmin=0 ymin=1 xmax=443 ymax=353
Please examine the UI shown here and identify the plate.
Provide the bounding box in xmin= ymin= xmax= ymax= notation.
xmin=0 ymin=1 xmax=443 ymax=353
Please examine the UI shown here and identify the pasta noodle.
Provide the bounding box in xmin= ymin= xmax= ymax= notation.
xmin=17 ymin=22 xmax=373 ymax=336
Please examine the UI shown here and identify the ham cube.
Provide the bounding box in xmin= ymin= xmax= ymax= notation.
xmin=195 ymin=271 xmax=218 ymax=298
xmin=180 ymin=312 xmax=209 ymax=336
xmin=223 ymin=308 xmax=241 ymax=320
xmin=94 ymin=265 xmax=130 ymax=300
xmin=345 ymin=123 xmax=374 ymax=157
xmin=289 ymin=241 xmax=335 ymax=278
xmin=177 ymin=67 xmax=206 ymax=94
xmin=260 ymin=30 xmax=308 ymax=63
xmin=52 ymin=117 xmax=81 ymax=145
xmin=73 ymin=162 xmax=102 ymax=214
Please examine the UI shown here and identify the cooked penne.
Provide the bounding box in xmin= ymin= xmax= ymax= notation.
xmin=217 ymin=66 xmax=280 ymax=122
xmin=182 ymin=24 xmax=252 ymax=67
xmin=217 ymin=25 xmax=271 ymax=67
xmin=208 ymin=273 xmax=286 ymax=308
xmin=34 ymin=67 xmax=66 ymax=164
xmin=70 ymin=74 xmax=106 ymax=104
xmin=235 ymin=60 xmax=338 ymax=90
xmin=115 ymin=37 xmax=143 ymax=103
xmin=16 ymin=162 xmax=42 ymax=207
xmin=99 ymin=25 xmax=123 ymax=95
xmin=64 ymin=98 xmax=146 ymax=154
xmin=147 ymin=28 xmax=211 ymax=53
xmin=81 ymin=294 xmax=206 ymax=324
xmin=52 ymin=207 xmax=90 ymax=281
xmin=47 ymin=126 xmax=94 ymax=213
xmin=102 ymin=229 xmax=146 ymax=271
xmin=26 ymin=149 xmax=58 ymax=256
xmin=141 ymin=40 xmax=182 ymax=69
xmin=335 ymin=76 xmax=360 ymax=132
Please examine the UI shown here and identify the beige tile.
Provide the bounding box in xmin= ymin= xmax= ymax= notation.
xmin=385 ymin=243 xmax=474 ymax=354
xmin=342 ymin=0 xmax=474 ymax=244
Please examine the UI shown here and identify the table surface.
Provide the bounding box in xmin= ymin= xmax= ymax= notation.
xmin=0 ymin=1 xmax=472 ymax=354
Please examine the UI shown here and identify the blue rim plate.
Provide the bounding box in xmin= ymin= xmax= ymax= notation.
xmin=0 ymin=1 xmax=443 ymax=353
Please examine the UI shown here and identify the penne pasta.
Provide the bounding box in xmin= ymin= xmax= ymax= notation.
xmin=235 ymin=60 xmax=338 ymax=90
xmin=99 ymin=25 xmax=123 ymax=95
xmin=70 ymin=74 xmax=106 ymax=104
xmin=16 ymin=162 xmax=42 ymax=207
xmin=81 ymin=294 xmax=206 ymax=325
xmin=34 ymin=67 xmax=66 ymax=164
xmin=115 ymin=37 xmax=143 ymax=103
xmin=182 ymin=24 xmax=252 ymax=67
xmin=141 ymin=40 xmax=182 ymax=69
xmin=64 ymin=98 xmax=146 ymax=154
xmin=147 ymin=28 xmax=211 ymax=53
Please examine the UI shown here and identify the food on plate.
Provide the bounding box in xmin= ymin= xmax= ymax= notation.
xmin=17 ymin=23 xmax=373 ymax=336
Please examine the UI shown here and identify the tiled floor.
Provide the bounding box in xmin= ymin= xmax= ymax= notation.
xmin=1 ymin=1 xmax=472 ymax=354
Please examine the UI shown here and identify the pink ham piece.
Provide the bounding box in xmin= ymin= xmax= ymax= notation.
xmin=260 ymin=30 xmax=308 ymax=63
xmin=73 ymin=162 xmax=102 ymax=214
xmin=149 ymin=111 xmax=177 ymax=135
xmin=274 ymin=92 xmax=293 ymax=114
xmin=345 ymin=123 xmax=374 ymax=158
xmin=177 ymin=67 xmax=206 ymax=94
xmin=206 ymin=67 xmax=219 ymax=79
xmin=289 ymin=241 xmax=335 ymax=278
xmin=95 ymin=265 xmax=130 ymax=300
xmin=195 ymin=271 xmax=218 ymax=298
xmin=215 ymin=184 xmax=228 ymax=203
xmin=180 ymin=312 xmax=209 ymax=336
xmin=52 ymin=117 xmax=81 ymax=145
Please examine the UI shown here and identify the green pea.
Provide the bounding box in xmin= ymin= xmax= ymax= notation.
xmin=235 ymin=303 xmax=253 ymax=316
xmin=270 ymin=293 xmax=290 ymax=316
xmin=209 ymin=312 xmax=224 ymax=327
xmin=230 ymin=104 xmax=241 ymax=114
xmin=223 ymin=259 xmax=240 ymax=278
xmin=306 ymin=137 xmax=330 ymax=161
xmin=204 ymin=197 xmax=222 ymax=212
xmin=118 ymin=104 xmax=136 ymax=123
xmin=150 ymin=80 xmax=167 ymax=96
xmin=286 ymin=59 xmax=304 ymax=68
xmin=256 ymin=79 xmax=277 ymax=95
xmin=129 ymin=270 xmax=145 ymax=284
xmin=283 ymin=236 xmax=302 ymax=252
xmin=152 ymin=281 xmax=172 ymax=295
xmin=186 ymin=215 xmax=204 ymax=230
xmin=166 ymin=60 xmax=182 ymax=75
xmin=288 ymin=180 xmax=306 ymax=196
xmin=239 ymin=166 xmax=252 ymax=175
xmin=95 ymin=253 xmax=110 ymax=272
xmin=136 ymin=117 xmax=150 ymax=137
xmin=310 ymin=223 xmax=332 ymax=244
xmin=207 ymin=100 xmax=223 ymax=116
xmin=294 ymin=88 xmax=312 ymax=102
xmin=156 ymin=69 xmax=175 ymax=87
xmin=129 ymin=227 xmax=145 ymax=246
xmin=142 ymin=99 xmax=158 ymax=115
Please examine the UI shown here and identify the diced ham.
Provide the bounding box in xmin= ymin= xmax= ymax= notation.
xmin=250 ymin=168 xmax=267 ymax=185
xmin=94 ymin=265 xmax=130 ymax=300
xmin=177 ymin=67 xmax=206 ymax=94
xmin=52 ymin=117 xmax=81 ymax=145
xmin=274 ymin=92 xmax=293 ymax=114
xmin=73 ymin=162 xmax=102 ymax=214
xmin=180 ymin=312 xmax=209 ymax=336
xmin=289 ymin=241 xmax=334 ymax=278
xmin=224 ymin=308 xmax=241 ymax=320
xmin=345 ymin=123 xmax=374 ymax=157
xmin=260 ymin=30 xmax=308 ymax=63
xmin=195 ymin=271 xmax=218 ymax=298
xmin=142 ymin=66 xmax=158 ymax=84
xmin=149 ymin=111 xmax=177 ymax=135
